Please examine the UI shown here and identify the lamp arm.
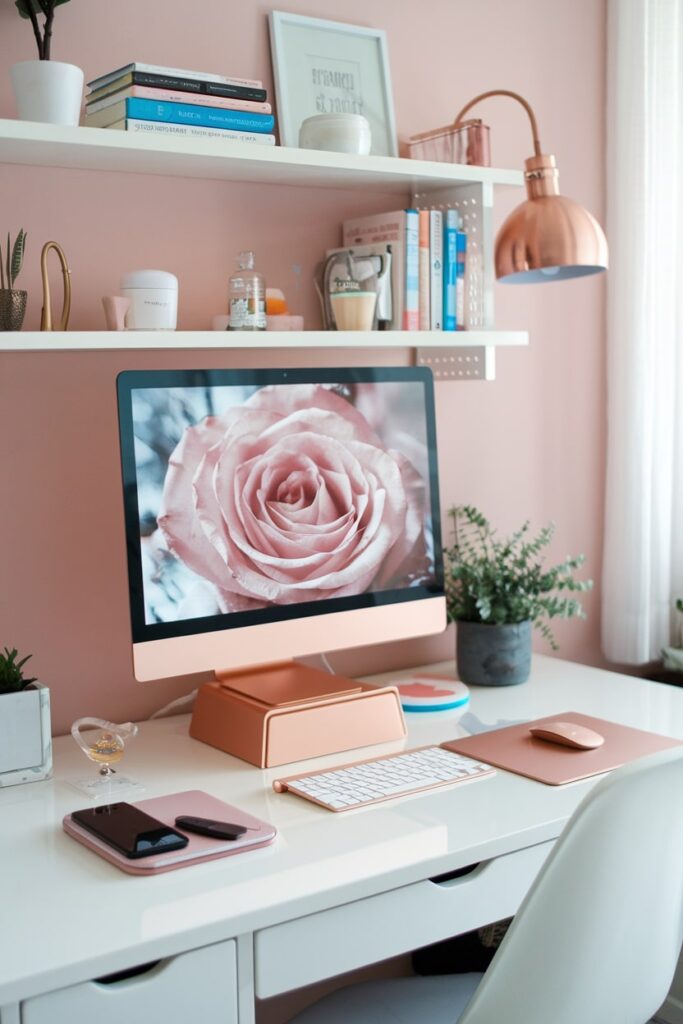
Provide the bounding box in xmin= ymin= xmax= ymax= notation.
xmin=454 ymin=90 xmax=542 ymax=157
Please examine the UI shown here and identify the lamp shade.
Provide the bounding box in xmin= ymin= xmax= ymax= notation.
xmin=495 ymin=154 xmax=608 ymax=283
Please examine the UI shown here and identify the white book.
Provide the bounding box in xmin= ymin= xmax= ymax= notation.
xmin=429 ymin=209 xmax=443 ymax=330
xmin=107 ymin=119 xmax=276 ymax=146
xmin=87 ymin=63 xmax=262 ymax=91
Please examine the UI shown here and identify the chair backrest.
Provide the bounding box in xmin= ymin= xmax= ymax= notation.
xmin=460 ymin=746 xmax=683 ymax=1024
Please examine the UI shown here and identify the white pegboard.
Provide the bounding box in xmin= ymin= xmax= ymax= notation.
xmin=416 ymin=346 xmax=495 ymax=381
xmin=412 ymin=181 xmax=495 ymax=333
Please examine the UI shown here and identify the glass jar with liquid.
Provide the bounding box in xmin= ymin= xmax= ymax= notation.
xmin=228 ymin=251 xmax=266 ymax=331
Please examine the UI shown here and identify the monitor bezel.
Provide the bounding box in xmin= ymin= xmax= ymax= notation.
xmin=117 ymin=366 xmax=444 ymax=648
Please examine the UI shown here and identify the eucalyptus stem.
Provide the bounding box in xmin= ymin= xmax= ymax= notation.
xmin=24 ymin=1 xmax=45 ymax=58
xmin=41 ymin=0 xmax=55 ymax=60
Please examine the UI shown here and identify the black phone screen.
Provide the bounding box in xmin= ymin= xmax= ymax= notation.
xmin=71 ymin=802 xmax=189 ymax=859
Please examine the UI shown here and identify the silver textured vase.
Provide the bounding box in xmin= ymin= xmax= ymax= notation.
xmin=0 ymin=289 xmax=27 ymax=331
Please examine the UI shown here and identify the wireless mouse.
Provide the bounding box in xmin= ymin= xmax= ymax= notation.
xmin=529 ymin=720 xmax=605 ymax=750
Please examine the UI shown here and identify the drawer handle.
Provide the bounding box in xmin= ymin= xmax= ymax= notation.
xmin=94 ymin=960 xmax=161 ymax=986
xmin=429 ymin=861 xmax=486 ymax=886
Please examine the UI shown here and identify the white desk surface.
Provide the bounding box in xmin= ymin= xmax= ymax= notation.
xmin=2 ymin=654 xmax=682 ymax=1005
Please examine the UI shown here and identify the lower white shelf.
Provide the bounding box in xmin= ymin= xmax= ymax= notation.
xmin=0 ymin=329 xmax=528 ymax=352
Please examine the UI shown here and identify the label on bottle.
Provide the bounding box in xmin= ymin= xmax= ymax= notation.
xmin=229 ymin=296 xmax=266 ymax=330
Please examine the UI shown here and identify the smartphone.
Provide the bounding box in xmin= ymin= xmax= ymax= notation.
xmin=71 ymin=802 xmax=189 ymax=859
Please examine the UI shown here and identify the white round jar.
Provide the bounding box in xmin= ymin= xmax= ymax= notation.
xmin=120 ymin=270 xmax=178 ymax=330
xmin=299 ymin=114 xmax=372 ymax=156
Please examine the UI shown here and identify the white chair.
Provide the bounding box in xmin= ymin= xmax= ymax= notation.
xmin=289 ymin=746 xmax=683 ymax=1024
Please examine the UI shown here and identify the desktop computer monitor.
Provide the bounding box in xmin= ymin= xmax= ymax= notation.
xmin=117 ymin=366 xmax=446 ymax=682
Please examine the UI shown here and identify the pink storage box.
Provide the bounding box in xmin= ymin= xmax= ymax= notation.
xmin=406 ymin=118 xmax=490 ymax=167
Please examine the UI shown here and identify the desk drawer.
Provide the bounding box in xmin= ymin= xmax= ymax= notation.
xmin=255 ymin=840 xmax=553 ymax=997
xmin=21 ymin=940 xmax=238 ymax=1024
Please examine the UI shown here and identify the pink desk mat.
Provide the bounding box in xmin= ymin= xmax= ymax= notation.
xmin=442 ymin=711 xmax=683 ymax=786
xmin=63 ymin=789 xmax=277 ymax=874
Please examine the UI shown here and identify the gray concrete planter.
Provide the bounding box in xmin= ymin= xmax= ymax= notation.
xmin=456 ymin=620 xmax=532 ymax=686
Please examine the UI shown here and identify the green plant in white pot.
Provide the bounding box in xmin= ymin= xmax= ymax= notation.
xmin=444 ymin=505 xmax=592 ymax=686
xmin=0 ymin=648 xmax=52 ymax=787
xmin=10 ymin=1 xmax=83 ymax=127
xmin=0 ymin=229 xmax=28 ymax=331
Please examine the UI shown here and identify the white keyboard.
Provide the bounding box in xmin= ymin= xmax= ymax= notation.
xmin=273 ymin=746 xmax=495 ymax=811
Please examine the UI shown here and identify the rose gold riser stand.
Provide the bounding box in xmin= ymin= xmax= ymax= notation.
xmin=189 ymin=661 xmax=407 ymax=768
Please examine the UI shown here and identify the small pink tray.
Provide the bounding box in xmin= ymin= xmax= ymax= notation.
xmin=63 ymin=789 xmax=276 ymax=874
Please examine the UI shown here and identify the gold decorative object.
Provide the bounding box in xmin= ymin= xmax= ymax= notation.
xmin=40 ymin=240 xmax=71 ymax=330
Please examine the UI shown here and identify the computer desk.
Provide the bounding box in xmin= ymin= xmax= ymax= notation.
xmin=2 ymin=654 xmax=683 ymax=1024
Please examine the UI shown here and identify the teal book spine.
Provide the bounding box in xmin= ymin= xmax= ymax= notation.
xmin=123 ymin=97 xmax=274 ymax=133
xmin=443 ymin=209 xmax=458 ymax=332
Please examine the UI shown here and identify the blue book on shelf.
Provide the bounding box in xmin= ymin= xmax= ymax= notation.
xmin=121 ymin=97 xmax=275 ymax=133
xmin=443 ymin=209 xmax=458 ymax=332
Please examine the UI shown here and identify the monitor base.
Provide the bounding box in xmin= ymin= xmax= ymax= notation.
xmin=189 ymin=661 xmax=407 ymax=768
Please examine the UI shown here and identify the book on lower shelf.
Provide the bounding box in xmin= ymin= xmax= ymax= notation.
xmin=343 ymin=207 xmax=475 ymax=334
xmin=107 ymin=119 xmax=276 ymax=146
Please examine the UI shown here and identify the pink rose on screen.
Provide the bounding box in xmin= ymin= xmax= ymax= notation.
xmin=157 ymin=384 xmax=428 ymax=609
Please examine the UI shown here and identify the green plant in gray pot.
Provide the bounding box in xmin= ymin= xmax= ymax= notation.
xmin=444 ymin=505 xmax=592 ymax=686
xmin=0 ymin=647 xmax=52 ymax=787
xmin=0 ymin=229 xmax=27 ymax=331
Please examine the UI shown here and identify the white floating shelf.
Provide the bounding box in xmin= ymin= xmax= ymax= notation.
xmin=0 ymin=329 xmax=529 ymax=352
xmin=0 ymin=119 xmax=523 ymax=194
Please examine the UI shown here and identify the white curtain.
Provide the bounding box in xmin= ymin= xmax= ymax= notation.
xmin=602 ymin=0 xmax=683 ymax=663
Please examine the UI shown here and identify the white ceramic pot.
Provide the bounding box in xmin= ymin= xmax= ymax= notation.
xmin=299 ymin=114 xmax=372 ymax=156
xmin=0 ymin=682 xmax=52 ymax=787
xmin=120 ymin=269 xmax=179 ymax=330
xmin=11 ymin=60 xmax=84 ymax=126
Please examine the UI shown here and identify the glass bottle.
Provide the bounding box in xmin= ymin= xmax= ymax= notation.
xmin=228 ymin=251 xmax=266 ymax=331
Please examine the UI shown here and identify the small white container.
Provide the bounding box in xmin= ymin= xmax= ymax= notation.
xmin=299 ymin=114 xmax=371 ymax=156
xmin=121 ymin=270 xmax=178 ymax=330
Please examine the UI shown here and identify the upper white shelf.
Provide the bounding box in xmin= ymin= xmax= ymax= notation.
xmin=0 ymin=119 xmax=523 ymax=194
xmin=0 ymin=329 xmax=529 ymax=352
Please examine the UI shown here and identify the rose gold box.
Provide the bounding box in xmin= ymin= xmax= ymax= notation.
xmin=407 ymin=118 xmax=490 ymax=167
xmin=190 ymin=662 xmax=407 ymax=768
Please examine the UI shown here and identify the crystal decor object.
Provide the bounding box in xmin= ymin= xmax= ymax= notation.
xmin=68 ymin=717 xmax=144 ymax=799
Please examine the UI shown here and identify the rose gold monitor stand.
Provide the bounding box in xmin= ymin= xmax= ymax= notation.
xmin=190 ymin=661 xmax=407 ymax=768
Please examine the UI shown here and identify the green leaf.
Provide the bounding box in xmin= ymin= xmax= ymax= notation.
xmin=15 ymin=0 xmax=70 ymax=18
xmin=9 ymin=229 xmax=26 ymax=288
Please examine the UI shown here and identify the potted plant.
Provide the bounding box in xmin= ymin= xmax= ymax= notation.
xmin=0 ymin=229 xmax=27 ymax=331
xmin=0 ymin=647 xmax=52 ymax=787
xmin=444 ymin=505 xmax=592 ymax=686
xmin=10 ymin=1 xmax=83 ymax=127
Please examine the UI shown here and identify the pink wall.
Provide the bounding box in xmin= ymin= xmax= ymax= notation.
xmin=0 ymin=0 xmax=607 ymax=735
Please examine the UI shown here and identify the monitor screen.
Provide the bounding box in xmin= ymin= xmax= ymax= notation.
xmin=117 ymin=367 xmax=445 ymax=679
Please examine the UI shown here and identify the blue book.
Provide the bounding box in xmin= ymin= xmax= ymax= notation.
xmin=443 ymin=209 xmax=458 ymax=332
xmin=96 ymin=97 xmax=275 ymax=133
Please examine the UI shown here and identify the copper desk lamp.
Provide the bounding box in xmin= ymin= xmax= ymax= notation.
xmin=454 ymin=90 xmax=608 ymax=282
xmin=40 ymin=241 xmax=71 ymax=331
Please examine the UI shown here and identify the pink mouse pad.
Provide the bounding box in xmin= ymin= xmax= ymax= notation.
xmin=63 ymin=790 xmax=277 ymax=874
xmin=441 ymin=711 xmax=683 ymax=786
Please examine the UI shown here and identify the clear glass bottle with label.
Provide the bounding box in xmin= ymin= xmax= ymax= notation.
xmin=228 ymin=251 xmax=266 ymax=331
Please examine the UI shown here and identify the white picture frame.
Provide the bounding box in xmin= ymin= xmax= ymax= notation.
xmin=269 ymin=11 xmax=397 ymax=157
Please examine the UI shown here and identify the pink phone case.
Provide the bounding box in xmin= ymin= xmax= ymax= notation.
xmin=63 ymin=790 xmax=277 ymax=874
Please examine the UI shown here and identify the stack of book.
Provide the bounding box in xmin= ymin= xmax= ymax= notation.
xmin=84 ymin=62 xmax=276 ymax=147
xmin=342 ymin=208 xmax=471 ymax=332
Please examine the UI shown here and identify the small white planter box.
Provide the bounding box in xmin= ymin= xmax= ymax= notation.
xmin=0 ymin=682 xmax=52 ymax=787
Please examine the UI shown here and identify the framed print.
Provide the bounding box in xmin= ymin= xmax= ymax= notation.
xmin=269 ymin=12 xmax=397 ymax=157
